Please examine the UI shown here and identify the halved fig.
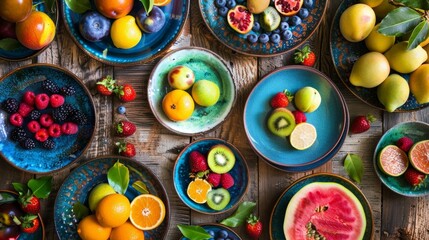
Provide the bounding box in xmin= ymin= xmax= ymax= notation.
xmin=274 ymin=0 xmax=303 ymax=16
xmin=227 ymin=5 xmax=254 ymax=34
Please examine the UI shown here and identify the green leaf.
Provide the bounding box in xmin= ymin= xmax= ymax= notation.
xmin=12 ymin=182 xmax=27 ymax=194
xmin=132 ymin=180 xmax=149 ymax=194
xmin=177 ymin=225 xmax=212 ymax=240
xmin=0 ymin=38 xmax=22 ymax=51
xmin=73 ymin=202 xmax=90 ymax=220
xmin=220 ymin=201 xmax=257 ymax=227
xmin=395 ymin=0 xmax=429 ymax=10
xmin=65 ymin=0 xmax=91 ymax=13
xmin=344 ymin=154 xmax=364 ymax=183
xmin=108 ymin=160 xmax=130 ymax=195
xmin=0 ymin=193 xmax=16 ymax=204
xmin=408 ymin=20 xmax=429 ymax=49
xmin=28 ymin=176 xmax=53 ymax=199
xmin=139 ymin=0 xmax=154 ymax=14
xmin=379 ymin=7 xmax=422 ymax=36
xmin=43 ymin=0 xmax=56 ymax=13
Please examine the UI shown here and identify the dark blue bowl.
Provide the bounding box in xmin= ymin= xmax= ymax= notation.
xmin=179 ymin=223 xmax=242 ymax=240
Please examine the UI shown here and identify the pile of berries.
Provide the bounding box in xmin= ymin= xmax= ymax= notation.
xmin=1 ymin=79 xmax=87 ymax=150
xmin=96 ymin=75 xmax=136 ymax=102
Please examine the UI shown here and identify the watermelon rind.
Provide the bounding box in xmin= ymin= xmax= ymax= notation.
xmin=283 ymin=182 xmax=366 ymax=240
xmin=409 ymin=140 xmax=429 ymax=174
xmin=378 ymin=145 xmax=409 ymax=177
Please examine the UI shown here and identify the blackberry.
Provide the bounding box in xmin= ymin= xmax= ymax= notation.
xmin=42 ymin=139 xmax=56 ymax=149
xmin=20 ymin=138 xmax=36 ymax=149
xmin=29 ymin=110 xmax=41 ymax=120
xmin=60 ymin=85 xmax=76 ymax=96
xmin=42 ymin=79 xmax=60 ymax=93
xmin=62 ymin=103 xmax=75 ymax=115
xmin=69 ymin=109 xmax=87 ymax=125
xmin=10 ymin=127 xmax=27 ymax=142
xmin=1 ymin=98 xmax=19 ymax=114
xmin=52 ymin=105 xmax=69 ymax=122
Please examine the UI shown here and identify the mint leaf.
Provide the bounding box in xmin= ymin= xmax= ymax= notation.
xmin=395 ymin=0 xmax=429 ymax=10
xmin=220 ymin=201 xmax=256 ymax=227
xmin=108 ymin=160 xmax=130 ymax=194
xmin=379 ymin=7 xmax=422 ymax=37
xmin=0 ymin=192 xmax=16 ymax=204
xmin=73 ymin=202 xmax=90 ymax=220
xmin=28 ymin=176 xmax=53 ymax=199
xmin=0 ymin=38 xmax=22 ymax=51
xmin=65 ymin=0 xmax=91 ymax=13
xmin=408 ymin=20 xmax=429 ymax=49
xmin=139 ymin=0 xmax=154 ymax=14
xmin=344 ymin=154 xmax=363 ymax=183
xmin=177 ymin=225 xmax=212 ymax=240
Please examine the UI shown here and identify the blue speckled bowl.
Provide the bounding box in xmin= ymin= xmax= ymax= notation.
xmin=0 ymin=190 xmax=45 ymax=240
xmin=61 ymin=0 xmax=189 ymax=66
xmin=173 ymin=138 xmax=249 ymax=214
xmin=330 ymin=0 xmax=429 ymax=112
xmin=148 ymin=47 xmax=236 ymax=136
xmin=373 ymin=121 xmax=429 ymax=197
xmin=0 ymin=64 xmax=96 ymax=174
xmin=198 ymin=0 xmax=328 ymax=56
xmin=179 ymin=223 xmax=242 ymax=240
xmin=54 ymin=156 xmax=170 ymax=240
xmin=269 ymin=173 xmax=374 ymax=240
xmin=244 ymin=66 xmax=348 ymax=169
xmin=0 ymin=0 xmax=59 ymax=61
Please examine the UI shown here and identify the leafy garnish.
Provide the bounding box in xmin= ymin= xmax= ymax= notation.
xmin=0 ymin=38 xmax=22 ymax=51
xmin=220 ymin=201 xmax=256 ymax=227
xmin=12 ymin=182 xmax=28 ymax=194
xmin=108 ymin=160 xmax=130 ymax=194
xmin=0 ymin=192 xmax=16 ymax=204
xmin=65 ymin=0 xmax=91 ymax=13
xmin=177 ymin=224 xmax=212 ymax=240
xmin=408 ymin=20 xmax=429 ymax=50
xmin=28 ymin=176 xmax=53 ymax=199
xmin=344 ymin=154 xmax=364 ymax=183
xmin=139 ymin=0 xmax=154 ymax=14
xmin=394 ymin=0 xmax=429 ymax=10
xmin=73 ymin=202 xmax=90 ymax=220
xmin=379 ymin=7 xmax=422 ymax=37
xmin=132 ymin=180 xmax=149 ymax=194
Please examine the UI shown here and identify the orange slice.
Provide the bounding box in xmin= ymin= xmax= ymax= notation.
xmin=186 ymin=178 xmax=212 ymax=204
xmin=130 ymin=194 xmax=166 ymax=231
xmin=154 ymin=0 xmax=171 ymax=6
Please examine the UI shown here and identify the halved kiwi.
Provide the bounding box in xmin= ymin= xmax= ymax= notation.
xmin=267 ymin=108 xmax=296 ymax=137
xmin=206 ymin=188 xmax=231 ymax=211
xmin=260 ymin=6 xmax=281 ymax=31
xmin=207 ymin=144 xmax=236 ymax=174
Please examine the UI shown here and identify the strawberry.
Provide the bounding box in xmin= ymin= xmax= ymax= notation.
xmin=404 ymin=167 xmax=426 ymax=188
xmin=18 ymin=194 xmax=41 ymax=214
xmin=49 ymin=94 xmax=65 ymax=108
xmin=397 ymin=137 xmax=414 ymax=153
xmin=22 ymin=91 xmax=36 ymax=106
xmin=48 ymin=123 xmax=62 ymax=138
xmin=220 ymin=173 xmax=234 ymax=189
xmin=61 ymin=122 xmax=79 ymax=135
xmin=96 ymin=75 xmax=117 ymax=96
xmin=292 ymin=110 xmax=306 ymax=124
xmin=116 ymin=141 xmax=136 ymax=157
xmin=34 ymin=93 xmax=50 ymax=110
xmin=350 ymin=114 xmax=376 ymax=134
xmin=206 ymin=172 xmax=221 ymax=187
xmin=35 ymin=128 xmax=49 ymax=142
xmin=294 ymin=45 xmax=316 ymax=67
xmin=18 ymin=102 xmax=33 ymax=117
xmin=27 ymin=120 xmax=41 ymax=133
xmin=246 ymin=214 xmax=263 ymax=239
xmin=20 ymin=215 xmax=40 ymax=234
xmin=9 ymin=113 xmax=23 ymax=127
xmin=39 ymin=114 xmax=54 ymax=128
xmin=189 ymin=151 xmax=208 ymax=173
xmin=270 ymin=90 xmax=293 ymax=108
xmin=115 ymin=84 xmax=136 ymax=102
xmin=115 ymin=120 xmax=136 ymax=137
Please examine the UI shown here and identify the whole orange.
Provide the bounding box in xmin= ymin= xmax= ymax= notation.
xmin=15 ymin=11 xmax=56 ymax=50
xmin=162 ymin=89 xmax=195 ymax=121
xmin=0 ymin=0 xmax=32 ymax=23
xmin=110 ymin=221 xmax=145 ymax=240
xmin=77 ymin=215 xmax=111 ymax=240
xmin=94 ymin=0 xmax=134 ymax=19
xmin=96 ymin=193 xmax=131 ymax=228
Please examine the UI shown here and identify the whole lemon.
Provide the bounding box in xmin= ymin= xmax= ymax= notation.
xmin=111 ymin=15 xmax=142 ymax=49
xmin=365 ymin=24 xmax=395 ymax=53
xmin=339 ymin=3 xmax=375 ymax=42
xmin=410 ymin=64 xmax=429 ymax=104
xmin=349 ymin=52 xmax=390 ymax=88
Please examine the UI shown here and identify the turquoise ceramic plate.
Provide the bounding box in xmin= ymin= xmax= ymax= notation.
xmin=54 ymin=156 xmax=170 ymax=239
xmin=244 ymin=66 xmax=347 ymax=168
xmin=0 ymin=0 xmax=58 ymax=61
xmin=61 ymin=0 xmax=189 ymax=65
xmin=148 ymin=47 xmax=236 ymax=136
xmin=0 ymin=64 xmax=96 ymax=174
xmin=330 ymin=0 xmax=429 ymax=112
xmin=173 ymin=138 xmax=249 ymax=214
xmin=373 ymin=121 xmax=429 ymax=197
xmin=0 ymin=190 xmax=45 ymax=240
xmin=269 ymin=173 xmax=374 ymax=240
xmin=198 ymin=0 xmax=328 ymax=56
xmin=179 ymin=223 xmax=242 ymax=240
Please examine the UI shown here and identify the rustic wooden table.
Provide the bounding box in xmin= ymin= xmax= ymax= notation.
xmin=1 ymin=0 xmax=429 ymax=239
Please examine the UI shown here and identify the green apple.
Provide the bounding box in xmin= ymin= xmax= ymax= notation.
xmin=294 ymin=86 xmax=321 ymax=112
xmin=167 ymin=65 xmax=195 ymax=90
xmin=191 ymin=80 xmax=220 ymax=107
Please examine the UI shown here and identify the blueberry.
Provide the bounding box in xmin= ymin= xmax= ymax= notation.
xmin=226 ymin=0 xmax=236 ymax=8
xmin=215 ymin=0 xmax=226 ymax=7
xmin=208 ymin=230 xmax=215 ymax=237
xmin=247 ymin=33 xmax=258 ymax=44
xmin=281 ymin=16 xmax=289 ymax=22
xmin=304 ymin=0 xmax=314 ymax=8
xmin=259 ymin=33 xmax=269 ymax=43
xmin=281 ymin=30 xmax=293 ymax=40
xmin=117 ymin=106 xmax=126 ymax=114
xmin=252 ymin=22 xmax=261 ymax=32
xmin=264 ymin=31 xmax=272 ymax=36
xmin=270 ymin=33 xmax=281 ymax=44
xmin=272 ymin=28 xmax=280 ymax=34
xmin=299 ymin=8 xmax=309 ymax=18
xmin=280 ymin=22 xmax=289 ymax=31
xmin=218 ymin=230 xmax=229 ymax=238
xmin=218 ymin=7 xmax=229 ymax=16
xmin=290 ymin=16 xmax=302 ymax=26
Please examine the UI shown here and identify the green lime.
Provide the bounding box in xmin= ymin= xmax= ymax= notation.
xmin=88 ymin=183 xmax=116 ymax=212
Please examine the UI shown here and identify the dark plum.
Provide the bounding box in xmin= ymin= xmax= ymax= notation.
xmin=289 ymin=16 xmax=302 ymax=26
xmin=218 ymin=7 xmax=229 ymax=17
xmin=281 ymin=30 xmax=293 ymax=40
xmin=270 ymin=33 xmax=281 ymax=43
xmin=0 ymin=18 xmax=16 ymax=39
xmin=215 ymin=0 xmax=226 ymax=7
xmin=78 ymin=11 xmax=111 ymax=42
xmin=247 ymin=33 xmax=258 ymax=43
xmin=299 ymin=8 xmax=309 ymax=18
xmin=259 ymin=33 xmax=269 ymax=43
xmin=136 ymin=6 xmax=166 ymax=33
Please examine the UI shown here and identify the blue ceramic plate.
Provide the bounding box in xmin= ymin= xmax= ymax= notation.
xmin=148 ymin=47 xmax=236 ymax=136
xmin=0 ymin=64 xmax=96 ymax=174
xmin=54 ymin=156 xmax=170 ymax=239
xmin=179 ymin=223 xmax=242 ymax=240
xmin=269 ymin=173 xmax=374 ymax=240
xmin=198 ymin=0 xmax=328 ymax=56
xmin=0 ymin=0 xmax=58 ymax=61
xmin=330 ymin=0 xmax=429 ymax=112
xmin=173 ymin=138 xmax=249 ymax=214
xmin=61 ymin=0 xmax=189 ymax=65
xmin=244 ymin=66 xmax=347 ymax=168
xmin=373 ymin=121 xmax=429 ymax=197
xmin=0 ymin=190 xmax=45 ymax=240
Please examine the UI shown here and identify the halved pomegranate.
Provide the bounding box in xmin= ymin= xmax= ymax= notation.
xmin=227 ymin=5 xmax=254 ymax=34
xmin=274 ymin=0 xmax=303 ymax=16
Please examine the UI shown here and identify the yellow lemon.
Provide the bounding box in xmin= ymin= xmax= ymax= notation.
xmin=290 ymin=123 xmax=317 ymax=150
xmin=111 ymin=15 xmax=142 ymax=49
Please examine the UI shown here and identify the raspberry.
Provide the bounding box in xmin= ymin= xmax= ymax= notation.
xmin=35 ymin=128 xmax=49 ymax=142
xmin=1 ymin=98 xmax=19 ymax=114
xmin=61 ymin=122 xmax=79 ymax=135
xmin=35 ymin=93 xmax=50 ymax=110
xmin=48 ymin=123 xmax=62 ymax=138
xmin=50 ymin=94 xmax=65 ymax=108
xmin=60 ymin=85 xmax=76 ymax=96
xmin=397 ymin=137 xmax=414 ymax=153
xmin=42 ymin=79 xmax=59 ymax=93
xmin=10 ymin=127 xmax=27 ymax=142
xmin=27 ymin=120 xmax=41 ymax=133
xmin=9 ymin=113 xmax=23 ymax=127
xmin=69 ymin=109 xmax=87 ymax=125
xmin=220 ymin=173 xmax=234 ymax=189
xmin=17 ymin=102 xmax=33 ymax=117
xmin=189 ymin=151 xmax=208 ymax=173
xmin=206 ymin=172 xmax=221 ymax=187
xmin=29 ymin=110 xmax=41 ymax=120
xmin=22 ymin=91 xmax=36 ymax=106
xmin=20 ymin=138 xmax=36 ymax=149
xmin=39 ymin=114 xmax=54 ymax=128
xmin=292 ymin=110 xmax=307 ymax=124
xmin=42 ymin=139 xmax=56 ymax=150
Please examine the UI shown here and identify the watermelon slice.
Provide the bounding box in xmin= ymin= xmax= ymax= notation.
xmin=283 ymin=182 xmax=366 ymax=240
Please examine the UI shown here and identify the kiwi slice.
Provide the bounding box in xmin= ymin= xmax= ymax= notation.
xmin=260 ymin=6 xmax=281 ymax=32
xmin=207 ymin=144 xmax=236 ymax=174
xmin=267 ymin=108 xmax=296 ymax=137
xmin=206 ymin=188 xmax=231 ymax=211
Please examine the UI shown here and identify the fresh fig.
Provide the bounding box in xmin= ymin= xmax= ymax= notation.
xmin=227 ymin=5 xmax=254 ymax=34
xmin=274 ymin=0 xmax=304 ymax=16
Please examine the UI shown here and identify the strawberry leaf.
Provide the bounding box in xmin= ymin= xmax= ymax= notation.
xmin=177 ymin=225 xmax=212 ymax=240
xmin=220 ymin=201 xmax=256 ymax=227
xmin=379 ymin=7 xmax=422 ymax=37
xmin=65 ymin=0 xmax=91 ymax=13
xmin=408 ymin=20 xmax=429 ymax=50
xmin=394 ymin=0 xmax=429 ymax=10
xmin=28 ymin=176 xmax=52 ymax=199
xmin=72 ymin=202 xmax=90 ymax=220
xmin=108 ymin=160 xmax=130 ymax=194
xmin=0 ymin=192 xmax=16 ymax=204
xmin=344 ymin=154 xmax=363 ymax=183
xmin=12 ymin=182 xmax=28 ymax=194
xmin=139 ymin=0 xmax=154 ymax=14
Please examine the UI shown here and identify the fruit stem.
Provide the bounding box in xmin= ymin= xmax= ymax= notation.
xmin=366 ymin=114 xmax=377 ymax=123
